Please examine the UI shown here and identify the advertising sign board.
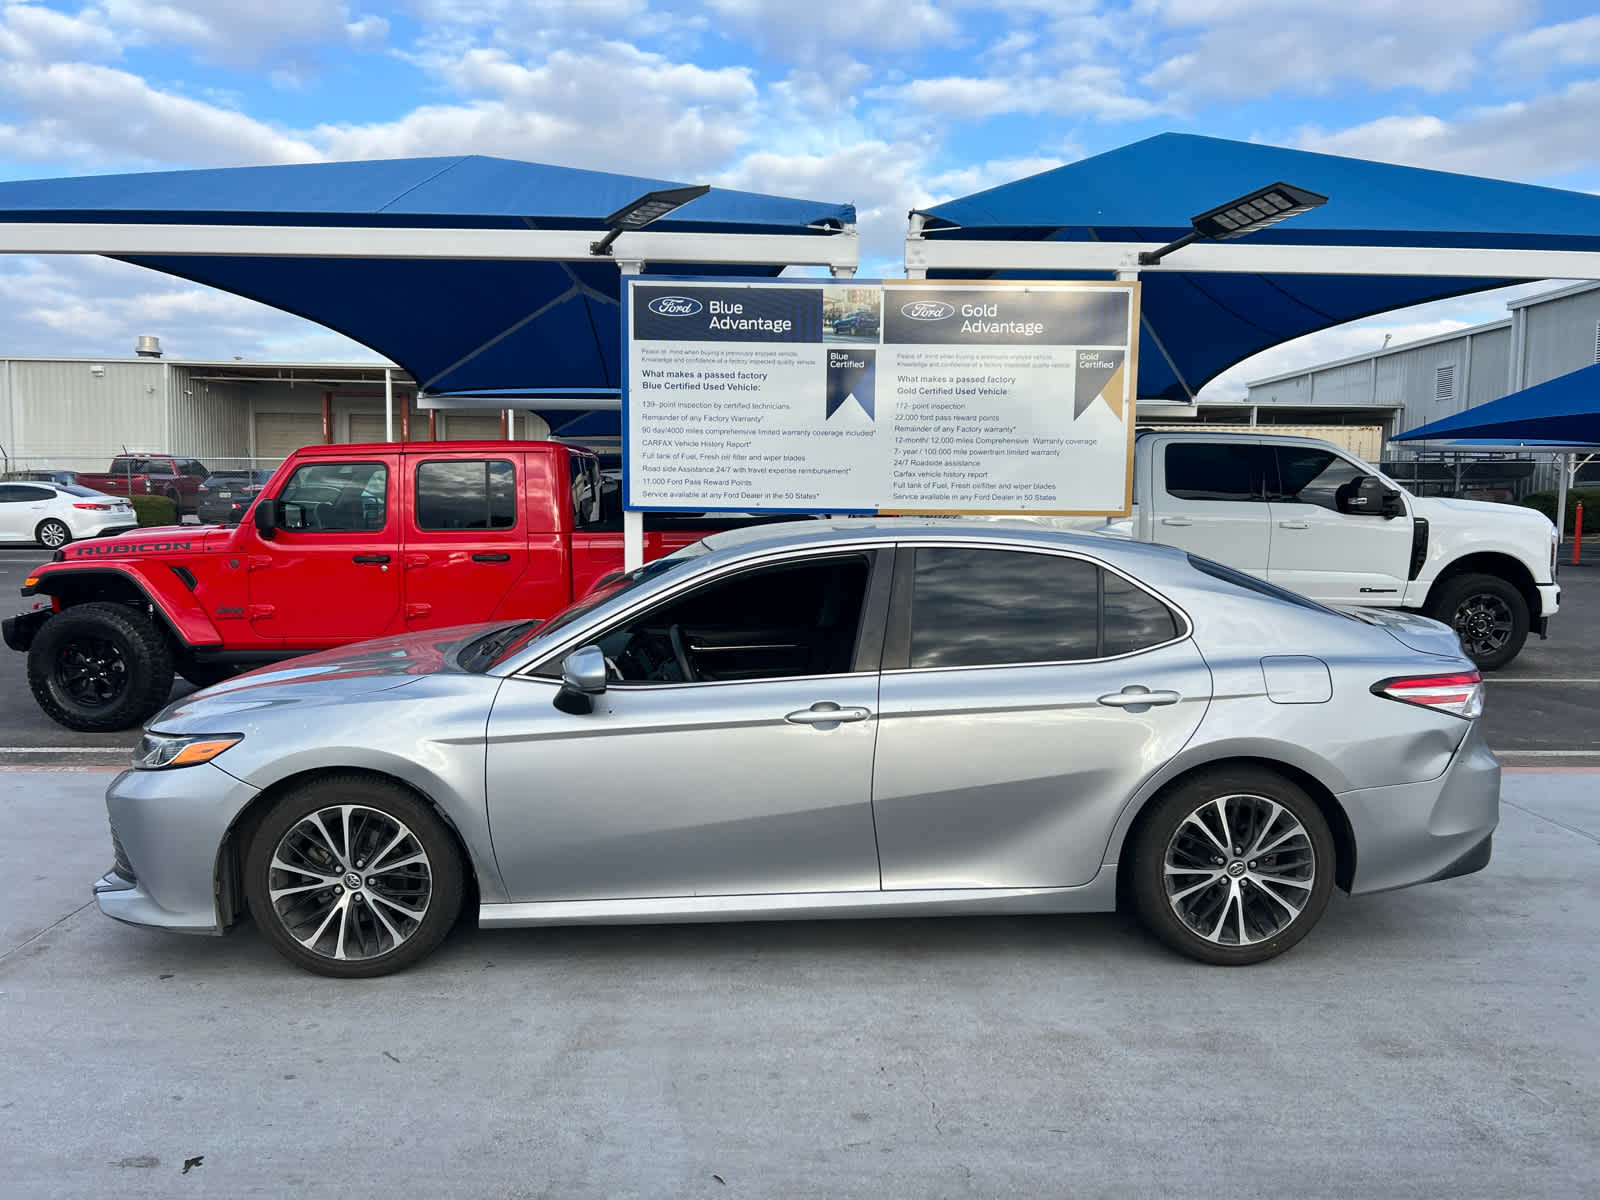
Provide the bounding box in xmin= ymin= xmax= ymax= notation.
xmin=624 ymin=278 xmax=1138 ymax=515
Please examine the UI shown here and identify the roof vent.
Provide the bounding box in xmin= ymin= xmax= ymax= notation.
xmin=135 ymin=335 xmax=163 ymax=358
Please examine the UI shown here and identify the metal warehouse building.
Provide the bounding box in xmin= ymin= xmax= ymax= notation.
xmin=0 ymin=342 xmax=550 ymax=477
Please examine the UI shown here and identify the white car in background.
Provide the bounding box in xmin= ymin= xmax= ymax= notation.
xmin=0 ymin=481 xmax=138 ymax=548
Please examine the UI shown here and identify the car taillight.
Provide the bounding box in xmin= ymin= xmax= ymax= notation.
xmin=1371 ymin=671 xmax=1483 ymax=719
xmin=73 ymin=502 xmax=113 ymax=510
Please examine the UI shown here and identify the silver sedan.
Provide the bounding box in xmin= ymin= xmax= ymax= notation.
xmin=94 ymin=521 xmax=1499 ymax=977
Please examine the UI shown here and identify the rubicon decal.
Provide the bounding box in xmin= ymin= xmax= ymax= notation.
xmin=901 ymin=300 xmax=956 ymax=321
xmin=647 ymin=296 xmax=704 ymax=317
xmin=69 ymin=539 xmax=194 ymax=556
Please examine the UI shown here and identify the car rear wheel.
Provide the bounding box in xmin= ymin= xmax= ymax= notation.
xmin=245 ymin=775 xmax=464 ymax=978
xmin=1131 ymin=767 xmax=1335 ymax=965
xmin=26 ymin=601 xmax=175 ymax=731
xmin=1425 ymin=572 xmax=1528 ymax=671
xmin=35 ymin=518 xmax=72 ymax=549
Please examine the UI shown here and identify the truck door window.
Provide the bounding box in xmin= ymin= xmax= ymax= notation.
xmin=278 ymin=462 xmax=388 ymax=532
xmin=1270 ymin=448 xmax=1364 ymax=512
xmin=569 ymin=456 xmax=606 ymax=529
xmin=415 ymin=460 xmax=515 ymax=530
xmin=1164 ymin=444 xmax=1271 ymax=502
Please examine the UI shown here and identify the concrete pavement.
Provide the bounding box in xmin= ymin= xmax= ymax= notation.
xmin=1 ymin=767 xmax=1596 ymax=1198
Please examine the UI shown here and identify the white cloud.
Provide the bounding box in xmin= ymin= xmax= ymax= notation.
xmin=921 ymin=153 xmax=1076 ymax=205
xmin=876 ymin=66 xmax=1157 ymax=122
xmin=0 ymin=3 xmax=121 ymax=62
xmin=324 ymin=44 xmax=757 ymax=175
xmin=1294 ymin=78 xmax=1600 ymax=181
xmin=705 ymin=0 xmax=957 ymax=58
xmin=1143 ymin=0 xmax=1531 ymax=98
xmin=97 ymin=0 xmax=387 ymax=63
xmin=1495 ymin=14 xmax=1600 ymax=74
xmin=0 ymin=59 xmax=320 ymax=165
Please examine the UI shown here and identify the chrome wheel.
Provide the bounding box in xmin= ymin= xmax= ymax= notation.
xmin=37 ymin=519 xmax=70 ymax=548
xmin=1162 ymin=793 xmax=1316 ymax=948
xmin=266 ymin=804 xmax=433 ymax=962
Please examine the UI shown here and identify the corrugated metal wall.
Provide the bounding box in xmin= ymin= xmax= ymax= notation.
xmin=168 ymin=364 xmax=251 ymax=460
xmin=1520 ymin=287 xmax=1600 ymax=387
xmin=4 ymin=358 xmax=167 ymax=470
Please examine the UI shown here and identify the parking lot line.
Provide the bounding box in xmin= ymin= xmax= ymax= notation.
xmin=0 ymin=746 xmax=126 ymax=754
xmin=1486 ymin=678 xmax=1600 ymax=684
xmin=1493 ymin=749 xmax=1600 ymax=757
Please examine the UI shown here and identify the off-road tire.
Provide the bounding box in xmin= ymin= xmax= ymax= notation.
xmin=1131 ymin=766 xmax=1336 ymax=966
xmin=1424 ymin=572 xmax=1529 ymax=671
xmin=245 ymin=774 xmax=465 ymax=978
xmin=26 ymin=601 xmax=175 ymax=732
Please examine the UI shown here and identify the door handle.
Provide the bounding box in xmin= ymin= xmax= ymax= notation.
xmin=472 ymin=552 xmax=511 ymax=563
xmin=353 ymin=554 xmax=391 ymax=564
xmin=1278 ymin=520 xmax=1310 ymax=530
xmin=1097 ymin=687 xmax=1182 ymax=709
xmin=784 ymin=702 xmax=871 ymax=726
xmin=1160 ymin=517 xmax=1194 ymax=527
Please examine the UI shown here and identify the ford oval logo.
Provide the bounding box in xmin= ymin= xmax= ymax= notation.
xmin=648 ymin=296 xmax=703 ymax=317
xmin=901 ymin=300 xmax=955 ymax=321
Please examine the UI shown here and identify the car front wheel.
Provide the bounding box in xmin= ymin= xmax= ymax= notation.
xmin=244 ymin=775 xmax=465 ymax=978
xmin=1130 ymin=767 xmax=1336 ymax=965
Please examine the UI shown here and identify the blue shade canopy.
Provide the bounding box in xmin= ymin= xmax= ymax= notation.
xmin=1392 ymin=363 xmax=1600 ymax=447
xmin=0 ymin=156 xmax=854 ymax=406
xmin=918 ymin=133 xmax=1600 ymax=402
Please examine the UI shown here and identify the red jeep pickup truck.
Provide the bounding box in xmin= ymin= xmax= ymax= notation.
xmin=5 ymin=441 xmax=755 ymax=731
xmin=76 ymin=454 xmax=211 ymax=515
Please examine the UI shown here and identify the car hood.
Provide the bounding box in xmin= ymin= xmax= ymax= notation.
xmin=1347 ymin=607 xmax=1469 ymax=662
xmin=54 ymin=524 xmax=235 ymax=561
xmin=152 ymin=622 xmax=502 ymax=725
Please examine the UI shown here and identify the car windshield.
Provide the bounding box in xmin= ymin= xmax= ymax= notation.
xmin=460 ymin=543 xmax=711 ymax=673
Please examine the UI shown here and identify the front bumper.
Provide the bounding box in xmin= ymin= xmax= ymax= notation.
xmin=1338 ymin=719 xmax=1500 ymax=895
xmin=93 ymin=762 xmax=260 ymax=934
xmin=2 ymin=607 xmax=50 ymax=652
xmin=1536 ymin=582 xmax=1560 ymax=637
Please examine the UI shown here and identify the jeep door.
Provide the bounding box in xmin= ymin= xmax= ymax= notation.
xmin=246 ymin=457 xmax=402 ymax=644
xmin=400 ymin=455 xmax=529 ymax=628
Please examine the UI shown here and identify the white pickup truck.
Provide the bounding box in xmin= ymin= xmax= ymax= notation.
xmin=1090 ymin=430 xmax=1560 ymax=669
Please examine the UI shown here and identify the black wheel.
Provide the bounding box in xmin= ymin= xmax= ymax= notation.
xmin=244 ymin=774 xmax=464 ymax=978
xmin=1130 ymin=767 xmax=1336 ymax=966
xmin=1425 ymin=572 xmax=1528 ymax=671
xmin=35 ymin=518 xmax=71 ymax=549
xmin=25 ymin=602 xmax=175 ymax=731
xmin=177 ymin=660 xmax=239 ymax=689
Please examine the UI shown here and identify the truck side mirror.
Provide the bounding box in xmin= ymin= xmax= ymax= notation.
xmin=553 ymin=645 xmax=608 ymax=714
xmin=1337 ymin=475 xmax=1399 ymax=517
xmin=252 ymin=498 xmax=278 ymax=539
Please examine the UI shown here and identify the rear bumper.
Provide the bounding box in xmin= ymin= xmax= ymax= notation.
xmin=1338 ymin=720 xmax=1500 ymax=895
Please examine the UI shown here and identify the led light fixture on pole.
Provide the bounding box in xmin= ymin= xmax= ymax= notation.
xmin=589 ymin=184 xmax=712 ymax=256
xmin=1138 ymin=182 xmax=1329 ymax=266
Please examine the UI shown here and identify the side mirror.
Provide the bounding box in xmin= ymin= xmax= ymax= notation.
xmin=1337 ymin=475 xmax=1396 ymax=517
xmin=252 ymin=498 xmax=278 ymax=539
xmin=1380 ymin=488 xmax=1405 ymax=519
xmin=553 ymin=645 xmax=608 ymax=715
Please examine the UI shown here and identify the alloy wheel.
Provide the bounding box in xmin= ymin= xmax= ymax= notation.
xmin=1162 ymin=794 xmax=1316 ymax=947
xmin=1450 ymin=593 xmax=1514 ymax=660
xmin=266 ymin=804 xmax=434 ymax=962
xmin=55 ymin=636 xmax=128 ymax=708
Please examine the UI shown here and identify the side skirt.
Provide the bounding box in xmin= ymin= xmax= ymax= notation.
xmin=479 ymin=868 xmax=1120 ymax=928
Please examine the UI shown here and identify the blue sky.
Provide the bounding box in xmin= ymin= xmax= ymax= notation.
xmin=2 ymin=0 xmax=1598 ymax=399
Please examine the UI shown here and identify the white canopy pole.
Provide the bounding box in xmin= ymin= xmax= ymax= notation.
xmin=384 ymin=367 xmax=394 ymax=442
xmin=618 ymin=258 xmax=646 ymax=572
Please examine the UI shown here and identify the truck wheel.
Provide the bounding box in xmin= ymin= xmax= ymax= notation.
xmin=1425 ymin=573 xmax=1529 ymax=671
xmin=26 ymin=602 xmax=176 ymax=731
xmin=35 ymin=519 xmax=72 ymax=549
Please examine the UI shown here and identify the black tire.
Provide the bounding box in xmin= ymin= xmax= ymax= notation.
xmin=35 ymin=518 xmax=72 ymax=549
xmin=1424 ymin=572 xmax=1529 ymax=671
xmin=1130 ymin=767 xmax=1336 ymax=966
xmin=177 ymin=660 xmax=239 ymax=689
xmin=26 ymin=602 xmax=175 ymax=732
xmin=244 ymin=774 xmax=464 ymax=978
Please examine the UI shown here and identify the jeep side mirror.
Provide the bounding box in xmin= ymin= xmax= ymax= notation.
xmin=252 ymin=498 xmax=278 ymax=539
xmin=553 ymin=645 xmax=608 ymax=715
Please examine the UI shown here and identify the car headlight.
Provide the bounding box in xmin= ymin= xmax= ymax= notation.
xmin=132 ymin=731 xmax=243 ymax=770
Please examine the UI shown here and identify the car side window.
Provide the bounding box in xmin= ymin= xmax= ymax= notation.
xmin=415 ymin=460 xmax=515 ymax=530
xmin=1163 ymin=443 xmax=1272 ymax=502
xmin=905 ymin=547 xmax=1180 ymax=669
xmin=277 ymin=462 xmax=388 ymax=532
xmin=584 ymin=554 xmax=873 ymax=684
xmin=0 ymin=485 xmax=24 ymax=503
xmin=1270 ymin=448 xmax=1365 ymax=512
